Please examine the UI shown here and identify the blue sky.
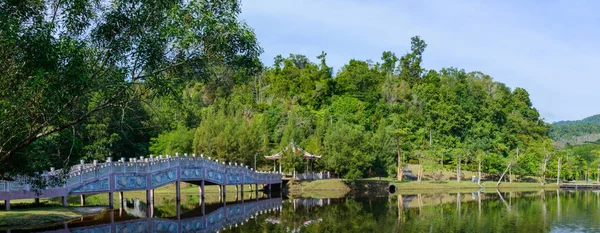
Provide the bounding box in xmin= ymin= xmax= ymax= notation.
xmin=240 ymin=0 xmax=600 ymax=123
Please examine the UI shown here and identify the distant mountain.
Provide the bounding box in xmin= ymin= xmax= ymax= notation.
xmin=551 ymin=114 xmax=600 ymax=148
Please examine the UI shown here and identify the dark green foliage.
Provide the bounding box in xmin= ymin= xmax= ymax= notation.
xmin=0 ymin=0 xmax=262 ymax=177
xmin=147 ymin=36 xmax=552 ymax=181
xmin=1 ymin=0 xmax=556 ymax=182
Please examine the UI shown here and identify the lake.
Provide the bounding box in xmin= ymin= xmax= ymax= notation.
xmin=3 ymin=189 xmax=600 ymax=232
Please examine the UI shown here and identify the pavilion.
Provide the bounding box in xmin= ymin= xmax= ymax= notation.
xmin=264 ymin=141 xmax=321 ymax=175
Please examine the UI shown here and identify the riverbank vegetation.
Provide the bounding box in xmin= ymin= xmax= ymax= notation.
xmin=1 ymin=0 xmax=598 ymax=186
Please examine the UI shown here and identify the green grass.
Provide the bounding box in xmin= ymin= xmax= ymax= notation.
xmin=407 ymin=164 xmax=478 ymax=181
xmin=288 ymin=179 xmax=350 ymax=198
xmin=289 ymin=179 xmax=350 ymax=191
xmin=0 ymin=206 xmax=94 ymax=229
xmin=385 ymin=180 xmax=558 ymax=193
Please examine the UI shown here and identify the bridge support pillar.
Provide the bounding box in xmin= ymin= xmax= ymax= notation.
xmin=175 ymin=181 xmax=181 ymax=201
xmin=4 ymin=200 xmax=9 ymax=211
xmin=176 ymin=199 xmax=181 ymax=220
xmin=80 ymin=195 xmax=86 ymax=206
xmin=146 ymin=190 xmax=151 ymax=205
xmin=62 ymin=196 xmax=68 ymax=207
xmin=200 ymin=180 xmax=205 ymax=199
xmin=108 ymin=192 xmax=114 ymax=209
xmin=119 ymin=192 xmax=124 ymax=207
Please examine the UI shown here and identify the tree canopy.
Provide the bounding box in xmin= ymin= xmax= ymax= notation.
xmin=0 ymin=0 xmax=261 ymax=176
xmin=2 ymin=0 xmax=586 ymax=184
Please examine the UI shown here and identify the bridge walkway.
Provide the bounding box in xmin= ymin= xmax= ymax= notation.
xmin=0 ymin=154 xmax=283 ymax=210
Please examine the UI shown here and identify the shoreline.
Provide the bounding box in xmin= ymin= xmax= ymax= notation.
xmin=0 ymin=206 xmax=107 ymax=229
xmin=288 ymin=179 xmax=561 ymax=196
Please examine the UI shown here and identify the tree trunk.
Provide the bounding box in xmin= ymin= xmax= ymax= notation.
xmin=397 ymin=148 xmax=403 ymax=181
xmin=496 ymin=163 xmax=512 ymax=187
xmin=509 ymin=166 xmax=512 ymax=183
xmin=557 ymin=157 xmax=561 ymax=185
xmin=478 ymin=159 xmax=482 ymax=185
xmin=456 ymin=155 xmax=461 ymax=183
xmin=417 ymin=152 xmax=423 ymax=182
xmin=542 ymin=154 xmax=548 ymax=185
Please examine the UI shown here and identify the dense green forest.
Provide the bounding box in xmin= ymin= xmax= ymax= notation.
xmin=1 ymin=0 xmax=598 ymax=183
xmin=551 ymin=114 xmax=600 ymax=147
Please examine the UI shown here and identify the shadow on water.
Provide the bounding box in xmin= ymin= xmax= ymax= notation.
xmin=6 ymin=189 xmax=600 ymax=232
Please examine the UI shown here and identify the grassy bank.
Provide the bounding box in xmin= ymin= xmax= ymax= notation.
xmin=288 ymin=179 xmax=559 ymax=196
xmin=0 ymin=182 xmax=268 ymax=229
xmin=389 ymin=180 xmax=558 ymax=189
xmin=0 ymin=206 xmax=106 ymax=229
xmin=288 ymin=179 xmax=351 ymax=198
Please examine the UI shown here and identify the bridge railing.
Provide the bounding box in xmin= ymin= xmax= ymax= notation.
xmin=1 ymin=153 xmax=282 ymax=193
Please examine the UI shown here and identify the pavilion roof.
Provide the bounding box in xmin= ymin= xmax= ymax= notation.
xmin=264 ymin=142 xmax=321 ymax=160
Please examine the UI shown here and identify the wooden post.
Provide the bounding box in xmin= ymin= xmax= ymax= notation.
xmin=80 ymin=195 xmax=86 ymax=206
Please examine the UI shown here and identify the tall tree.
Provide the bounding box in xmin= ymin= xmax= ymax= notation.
xmin=0 ymin=0 xmax=261 ymax=176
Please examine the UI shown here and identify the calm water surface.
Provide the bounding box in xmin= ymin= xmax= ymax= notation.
xmin=4 ymin=189 xmax=600 ymax=233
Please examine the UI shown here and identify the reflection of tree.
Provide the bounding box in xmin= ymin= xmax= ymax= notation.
xmin=222 ymin=191 xmax=600 ymax=233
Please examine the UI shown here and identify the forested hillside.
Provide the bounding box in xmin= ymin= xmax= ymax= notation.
xmin=4 ymin=0 xmax=583 ymax=183
xmin=551 ymin=114 xmax=600 ymax=148
xmin=147 ymin=37 xmax=553 ymax=180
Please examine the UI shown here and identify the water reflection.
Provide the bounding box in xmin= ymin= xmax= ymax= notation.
xmin=5 ymin=192 xmax=283 ymax=233
xmin=6 ymin=189 xmax=600 ymax=232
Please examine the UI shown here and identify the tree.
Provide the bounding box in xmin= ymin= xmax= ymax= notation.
xmin=0 ymin=0 xmax=261 ymax=176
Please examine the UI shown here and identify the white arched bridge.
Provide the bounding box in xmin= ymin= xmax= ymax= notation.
xmin=0 ymin=154 xmax=283 ymax=210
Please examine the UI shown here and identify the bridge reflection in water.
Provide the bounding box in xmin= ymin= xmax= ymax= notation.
xmin=8 ymin=195 xmax=283 ymax=233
